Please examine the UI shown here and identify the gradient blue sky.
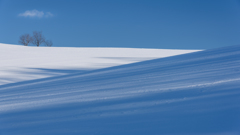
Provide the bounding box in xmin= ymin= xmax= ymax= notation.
xmin=0 ymin=0 xmax=240 ymax=49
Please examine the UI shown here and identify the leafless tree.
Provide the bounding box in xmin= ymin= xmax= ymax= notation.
xmin=45 ymin=40 xmax=53 ymax=47
xmin=32 ymin=31 xmax=45 ymax=47
xmin=18 ymin=34 xmax=32 ymax=46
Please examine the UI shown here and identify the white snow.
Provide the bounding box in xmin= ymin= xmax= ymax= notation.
xmin=0 ymin=43 xmax=199 ymax=85
xmin=0 ymin=43 xmax=240 ymax=135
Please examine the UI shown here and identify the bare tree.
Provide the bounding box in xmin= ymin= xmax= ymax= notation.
xmin=18 ymin=34 xmax=32 ymax=46
xmin=32 ymin=31 xmax=45 ymax=47
xmin=19 ymin=31 xmax=52 ymax=47
xmin=45 ymin=40 xmax=53 ymax=47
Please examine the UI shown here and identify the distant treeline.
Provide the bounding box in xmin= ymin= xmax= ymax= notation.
xmin=19 ymin=31 xmax=52 ymax=47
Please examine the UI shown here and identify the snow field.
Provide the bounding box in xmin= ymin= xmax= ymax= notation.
xmin=1 ymin=43 xmax=240 ymax=134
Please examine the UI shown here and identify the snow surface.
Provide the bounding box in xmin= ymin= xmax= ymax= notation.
xmin=0 ymin=44 xmax=240 ymax=135
xmin=0 ymin=43 xmax=199 ymax=85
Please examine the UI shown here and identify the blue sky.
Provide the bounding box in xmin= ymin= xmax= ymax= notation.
xmin=0 ymin=0 xmax=240 ymax=49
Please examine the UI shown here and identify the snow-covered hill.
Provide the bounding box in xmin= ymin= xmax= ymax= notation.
xmin=0 ymin=43 xmax=199 ymax=85
xmin=0 ymin=44 xmax=240 ymax=135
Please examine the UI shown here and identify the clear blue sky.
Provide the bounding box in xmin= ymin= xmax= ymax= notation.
xmin=0 ymin=0 xmax=240 ymax=49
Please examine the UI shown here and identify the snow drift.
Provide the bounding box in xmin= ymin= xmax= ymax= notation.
xmin=0 ymin=44 xmax=240 ymax=135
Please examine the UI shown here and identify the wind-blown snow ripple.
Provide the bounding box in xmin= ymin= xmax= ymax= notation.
xmin=0 ymin=45 xmax=240 ymax=135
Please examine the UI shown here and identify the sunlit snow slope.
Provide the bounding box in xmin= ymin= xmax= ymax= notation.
xmin=0 ymin=45 xmax=240 ymax=135
xmin=0 ymin=43 xmax=198 ymax=85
